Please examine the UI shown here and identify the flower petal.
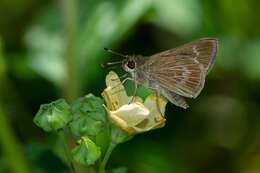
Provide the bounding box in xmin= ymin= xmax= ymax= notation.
xmin=133 ymin=95 xmax=168 ymax=132
xmin=102 ymin=71 xmax=129 ymax=110
xmin=144 ymin=94 xmax=167 ymax=117
xmin=105 ymin=102 xmax=150 ymax=134
xmin=111 ymin=102 xmax=149 ymax=126
xmin=102 ymin=71 xmax=143 ymax=110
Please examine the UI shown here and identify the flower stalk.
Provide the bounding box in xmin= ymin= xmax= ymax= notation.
xmin=59 ymin=129 xmax=76 ymax=173
xmin=60 ymin=0 xmax=80 ymax=100
xmin=98 ymin=142 xmax=116 ymax=173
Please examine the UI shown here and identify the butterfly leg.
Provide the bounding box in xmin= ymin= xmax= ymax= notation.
xmin=111 ymin=77 xmax=133 ymax=95
xmin=155 ymin=91 xmax=164 ymax=117
xmin=110 ymin=73 xmax=128 ymax=82
xmin=111 ymin=77 xmax=133 ymax=90
xmin=129 ymin=72 xmax=138 ymax=104
xmin=129 ymin=81 xmax=138 ymax=104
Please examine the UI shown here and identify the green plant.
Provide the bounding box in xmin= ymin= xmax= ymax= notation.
xmin=33 ymin=71 xmax=168 ymax=173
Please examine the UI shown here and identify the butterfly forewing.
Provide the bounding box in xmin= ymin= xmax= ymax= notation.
xmin=150 ymin=38 xmax=218 ymax=73
xmin=146 ymin=56 xmax=205 ymax=98
xmin=182 ymin=38 xmax=218 ymax=73
xmin=143 ymin=38 xmax=217 ymax=98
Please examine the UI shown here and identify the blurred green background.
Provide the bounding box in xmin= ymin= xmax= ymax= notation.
xmin=0 ymin=0 xmax=260 ymax=173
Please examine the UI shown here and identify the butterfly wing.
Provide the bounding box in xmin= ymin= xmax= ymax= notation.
xmin=150 ymin=38 xmax=218 ymax=73
xmin=147 ymin=56 xmax=205 ymax=98
xmin=145 ymin=38 xmax=217 ymax=98
xmin=161 ymin=88 xmax=189 ymax=109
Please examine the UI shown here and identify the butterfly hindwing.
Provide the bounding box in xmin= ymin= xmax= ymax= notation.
xmin=161 ymin=88 xmax=189 ymax=109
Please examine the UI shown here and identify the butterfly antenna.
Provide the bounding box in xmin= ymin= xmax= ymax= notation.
xmin=101 ymin=61 xmax=122 ymax=68
xmin=104 ymin=48 xmax=127 ymax=58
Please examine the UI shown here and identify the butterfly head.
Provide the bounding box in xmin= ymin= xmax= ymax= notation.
xmin=122 ymin=56 xmax=137 ymax=72
xmin=103 ymin=48 xmax=137 ymax=73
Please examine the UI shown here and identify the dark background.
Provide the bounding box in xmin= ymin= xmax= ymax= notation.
xmin=0 ymin=0 xmax=260 ymax=173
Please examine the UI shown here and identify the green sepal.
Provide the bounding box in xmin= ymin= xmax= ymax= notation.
xmin=71 ymin=136 xmax=101 ymax=166
xmin=110 ymin=125 xmax=133 ymax=145
xmin=33 ymin=99 xmax=72 ymax=132
xmin=70 ymin=94 xmax=107 ymax=137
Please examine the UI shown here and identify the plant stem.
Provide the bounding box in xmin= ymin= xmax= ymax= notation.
xmin=0 ymin=39 xmax=31 ymax=173
xmin=60 ymin=129 xmax=76 ymax=173
xmin=99 ymin=142 xmax=116 ymax=173
xmin=61 ymin=128 xmax=87 ymax=173
xmin=59 ymin=1 xmax=84 ymax=172
xmin=0 ymin=105 xmax=31 ymax=173
xmin=60 ymin=0 xmax=80 ymax=101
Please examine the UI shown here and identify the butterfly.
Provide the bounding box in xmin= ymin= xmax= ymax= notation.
xmin=104 ymin=38 xmax=218 ymax=109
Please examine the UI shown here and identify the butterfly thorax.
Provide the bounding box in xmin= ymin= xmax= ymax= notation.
xmin=122 ymin=55 xmax=157 ymax=90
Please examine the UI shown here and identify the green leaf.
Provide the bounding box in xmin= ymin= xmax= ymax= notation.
xmin=71 ymin=94 xmax=106 ymax=122
xmin=70 ymin=114 xmax=104 ymax=137
xmin=78 ymin=0 xmax=153 ymax=87
xmin=71 ymin=136 xmax=101 ymax=166
xmin=152 ymin=0 xmax=201 ymax=37
xmin=70 ymin=94 xmax=107 ymax=138
xmin=33 ymin=99 xmax=72 ymax=132
xmin=25 ymin=0 xmax=152 ymax=87
xmin=24 ymin=3 xmax=65 ymax=86
xmin=79 ymin=94 xmax=106 ymax=122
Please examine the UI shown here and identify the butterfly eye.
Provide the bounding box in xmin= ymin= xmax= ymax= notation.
xmin=127 ymin=60 xmax=136 ymax=69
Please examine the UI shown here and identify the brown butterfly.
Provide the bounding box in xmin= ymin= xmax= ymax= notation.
xmin=104 ymin=38 xmax=218 ymax=109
